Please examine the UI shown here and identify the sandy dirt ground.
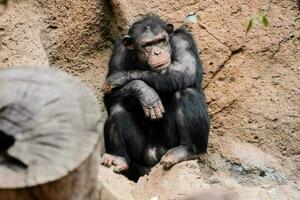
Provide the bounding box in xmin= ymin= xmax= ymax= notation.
xmin=0 ymin=0 xmax=299 ymax=199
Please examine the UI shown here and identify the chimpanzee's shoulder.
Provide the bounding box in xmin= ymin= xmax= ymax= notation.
xmin=173 ymin=26 xmax=189 ymax=34
xmin=172 ymin=26 xmax=195 ymax=42
xmin=112 ymin=38 xmax=123 ymax=49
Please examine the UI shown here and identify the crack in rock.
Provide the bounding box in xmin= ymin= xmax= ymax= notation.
xmin=270 ymin=34 xmax=295 ymax=59
xmin=204 ymin=46 xmax=244 ymax=90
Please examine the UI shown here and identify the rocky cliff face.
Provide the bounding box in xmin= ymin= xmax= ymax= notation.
xmin=0 ymin=0 xmax=299 ymax=199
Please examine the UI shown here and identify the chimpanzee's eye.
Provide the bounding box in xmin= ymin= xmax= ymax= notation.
xmin=156 ymin=38 xmax=166 ymax=47
xmin=142 ymin=44 xmax=152 ymax=52
xmin=145 ymin=46 xmax=152 ymax=51
xmin=142 ymin=43 xmax=151 ymax=48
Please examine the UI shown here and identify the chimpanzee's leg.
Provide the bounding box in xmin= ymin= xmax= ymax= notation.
xmin=101 ymin=102 xmax=146 ymax=173
xmin=161 ymin=88 xmax=210 ymax=169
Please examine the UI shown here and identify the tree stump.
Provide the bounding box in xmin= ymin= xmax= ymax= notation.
xmin=0 ymin=66 xmax=104 ymax=200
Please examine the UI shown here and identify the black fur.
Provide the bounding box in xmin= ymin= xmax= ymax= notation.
xmin=103 ymin=15 xmax=210 ymax=178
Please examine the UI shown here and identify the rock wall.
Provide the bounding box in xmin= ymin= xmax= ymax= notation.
xmin=0 ymin=0 xmax=110 ymax=97
xmin=100 ymin=0 xmax=300 ymax=199
xmin=0 ymin=0 xmax=299 ymax=199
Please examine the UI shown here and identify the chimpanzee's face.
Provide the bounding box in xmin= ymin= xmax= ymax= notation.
xmin=122 ymin=26 xmax=173 ymax=71
xmin=136 ymin=27 xmax=172 ymax=70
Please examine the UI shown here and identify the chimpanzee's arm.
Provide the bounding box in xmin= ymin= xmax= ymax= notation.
xmin=104 ymin=29 xmax=202 ymax=93
xmin=104 ymin=41 xmax=165 ymax=119
xmin=107 ymin=80 xmax=165 ymax=119
xmin=106 ymin=39 xmax=129 ymax=76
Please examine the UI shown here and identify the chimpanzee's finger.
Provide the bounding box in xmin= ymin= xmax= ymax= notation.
xmin=100 ymin=83 xmax=106 ymax=91
xmin=101 ymin=82 xmax=113 ymax=93
xmin=144 ymin=107 xmax=150 ymax=118
xmin=154 ymin=106 xmax=163 ymax=119
xmin=150 ymin=108 xmax=156 ymax=119
xmin=158 ymin=101 xmax=165 ymax=113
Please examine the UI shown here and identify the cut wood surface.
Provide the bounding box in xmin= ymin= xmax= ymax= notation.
xmin=0 ymin=66 xmax=104 ymax=200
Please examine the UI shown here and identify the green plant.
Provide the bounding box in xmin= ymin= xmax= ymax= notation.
xmin=246 ymin=14 xmax=270 ymax=33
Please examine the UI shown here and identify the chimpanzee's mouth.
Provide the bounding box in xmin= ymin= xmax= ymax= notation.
xmin=149 ymin=59 xmax=171 ymax=70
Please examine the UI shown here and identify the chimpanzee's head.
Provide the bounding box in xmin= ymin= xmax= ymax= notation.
xmin=122 ymin=15 xmax=174 ymax=71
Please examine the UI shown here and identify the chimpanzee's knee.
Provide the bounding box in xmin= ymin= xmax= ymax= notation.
xmin=105 ymin=103 xmax=147 ymax=163
xmin=174 ymin=88 xmax=210 ymax=153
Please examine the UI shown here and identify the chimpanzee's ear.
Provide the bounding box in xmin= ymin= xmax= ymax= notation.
xmin=167 ymin=24 xmax=174 ymax=33
xmin=122 ymin=35 xmax=135 ymax=50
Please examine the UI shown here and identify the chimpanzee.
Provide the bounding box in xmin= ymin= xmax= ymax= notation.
xmin=101 ymin=15 xmax=210 ymax=177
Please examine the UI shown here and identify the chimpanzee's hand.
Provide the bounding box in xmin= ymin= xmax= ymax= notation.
xmin=101 ymin=82 xmax=113 ymax=94
xmin=142 ymin=100 xmax=165 ymax=120
xmin=101 ymin=72 xmax=131 ymax=93
xmin=134 ymin=80 xmax=165 ymax=120
xmin=116 ymin=80 xmax=165 ymax=120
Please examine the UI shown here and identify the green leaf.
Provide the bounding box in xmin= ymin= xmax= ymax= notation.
xmin=259 ymin=14 xmax=270 ymax=27
xmin=246 ymin=17 xmax=254 ymax=33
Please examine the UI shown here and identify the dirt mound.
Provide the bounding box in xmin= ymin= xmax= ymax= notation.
xmin=0 ymin=0 xmax=299 ymax=199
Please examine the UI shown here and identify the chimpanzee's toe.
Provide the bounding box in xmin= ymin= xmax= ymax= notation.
xmin=101 ymin=153 xmax=129 ymax=173
xmin=101 ymin=153 xmax=113 ymax=167
xmin=113 ymin=164 xmax=129 ymax=173
xmin=160 ymin=153 xmax=178 ymax=170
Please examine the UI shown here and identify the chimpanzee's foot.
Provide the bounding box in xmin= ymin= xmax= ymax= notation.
xmin=101 ymin=153 xmax=129 ymax=173
xmin=160 ymin=145 xmax=197 ymax=170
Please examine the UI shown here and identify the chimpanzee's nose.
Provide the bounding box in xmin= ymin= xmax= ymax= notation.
xmin=154 ymin=48 xmax=161 ymax=55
